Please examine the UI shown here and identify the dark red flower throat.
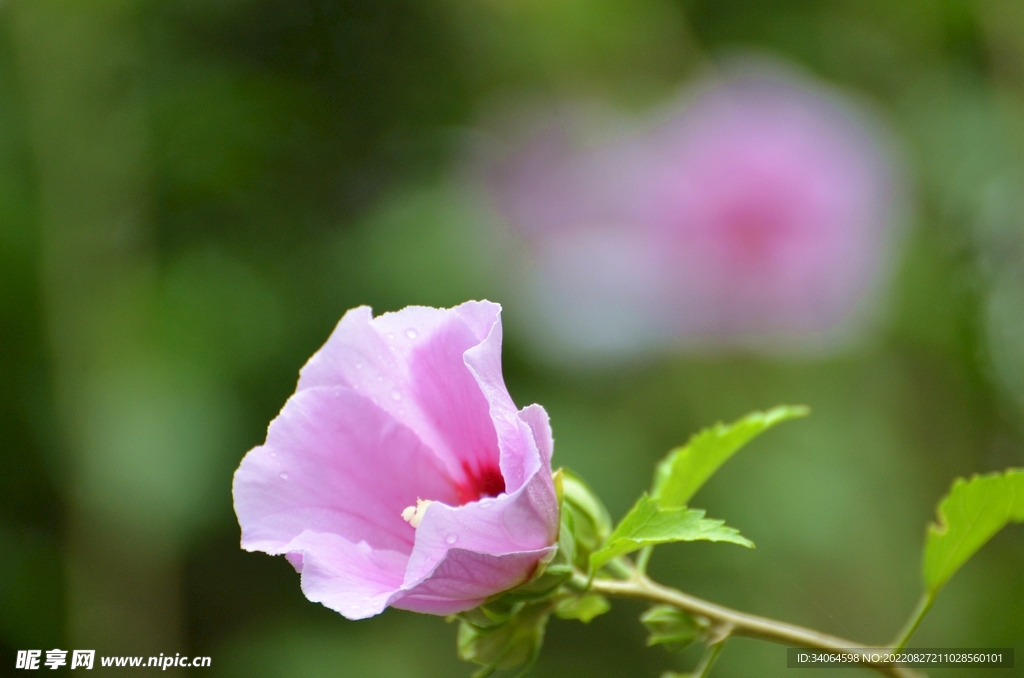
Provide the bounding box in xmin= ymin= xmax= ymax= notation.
xmin=456 ymin=461 xmax=506 ymax=504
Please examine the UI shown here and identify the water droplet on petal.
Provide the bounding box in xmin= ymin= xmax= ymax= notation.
xmin=405 ymin=328 xmax=418 ymax=339
xmin=385 ymin=332 xmax=395 ymax=340
xmin=279 ymin=472 xmax=289 ymax=481
xmin=390 ymin=389 xmax=402 ymax=401
xmin=445 ymin=534 xmax=457 ymax=545
xmin=355 ymin=362 xmax=363 ymax=370
xmin=269 ymin=451 xmax=277 ymax=458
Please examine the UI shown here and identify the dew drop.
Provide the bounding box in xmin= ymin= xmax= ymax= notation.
xmin=355 ymin=362 xmax=363 ymax=370
xmin=279 ymin=472 xmax=289 ymax=481
xmin=445 ymin=534 xmax=458 ymax=545
xmin=390 ymin=389 xmax=402 ymax=401
xmin=405 ymin=328 xmax=418 ymax=339
xmin=269 ymin=451 xmax=277 ymax=458
xmin=385 ymin=332 xmax=395 ymax=340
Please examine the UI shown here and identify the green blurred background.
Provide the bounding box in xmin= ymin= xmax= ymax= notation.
xmin=2 ymin=0 xmax=1023 ymax=676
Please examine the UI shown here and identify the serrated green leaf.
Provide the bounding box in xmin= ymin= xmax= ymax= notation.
xmin=640 ymin=605 xmax=708 ymax=652
xmin=554 ymin=593 xmax=610 ymax=623
xmin=589 ymin=495 xmax=753 ymax=573
xmin=923 ymin=468 xmax=1024 ymax=594
xmin=653 ymin=406 xmax=809 ymax=509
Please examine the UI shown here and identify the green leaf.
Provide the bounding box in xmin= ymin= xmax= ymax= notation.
xmin=640 ymin=605 xmax=708 ymax=652
xmin=457 ymin=601 xmax=552 ymax=677
xmin=554 ymin=593 xmax=610 ymax=623
xmin=589 ymin=495 xmax=753 ymax=573
xmin=653 ymin=406 xmax=809 ymax=509
xmin=923 ymin=468 xmax=1024 ymax=594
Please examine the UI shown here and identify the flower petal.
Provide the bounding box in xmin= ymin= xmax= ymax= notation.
xmin=388 ymin=547 xmax=555 ymax=615
xmin=233 ymin=386 xmax=456 ymax=555
xmin=295 ymin=302 xmax=510 ymax=492
xmin=459 ymin=304 xmax=543 ymax=493
xmin=284 ymin=530 xmax=408 ymax=620
xmin=400 ymin=467 xmax=559 ymax=597
xmin=518 ymin=403 xmax=554 ymax=470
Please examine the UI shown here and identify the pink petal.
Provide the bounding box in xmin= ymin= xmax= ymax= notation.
xmin=400 ymin=468 xmax=559 ymax=595
xmin=285 ymin=530 xmax=408 ymax=620
xmin=389 ymin=547 xmax=555 ymax=615
xmin=459 ymin=303 xmax=542 ymax=493
xmin=296 ymin=302 xmax=517 ymax=498
xmin=233 ymin=386 xmax=456 ymax=556
xmin=518 ymin=404 xmax=554 ymax=470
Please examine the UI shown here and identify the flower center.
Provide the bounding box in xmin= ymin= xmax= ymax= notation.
xmin=401 ymin=463 xmax=506 ymax=530
xmin=456 ymin=461 xmax=506 ymax=505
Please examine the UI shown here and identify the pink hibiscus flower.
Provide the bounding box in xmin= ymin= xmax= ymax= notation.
xmin=233 ymin=301 xmax=559 ymax=619
xmin=486 ymin=65 xmax=902 ymax=357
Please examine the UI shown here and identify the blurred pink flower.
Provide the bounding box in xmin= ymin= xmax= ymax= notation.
xmin=232 ymin=301 xmax=559 ymax=619
xmin=487 ymin=66 xmax=901 ymax=357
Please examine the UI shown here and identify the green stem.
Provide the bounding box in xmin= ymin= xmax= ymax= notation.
xmin=589 ymin=574 xmax=927 ymax=678
xmin=635 ymin=546 xmax=654 ymax=575
xmin=690 ymin=639 xmax=727 ymax=678
xmin=890 ymin=592 xmax=935 ymax=652
xmin=601 ymin=556 xmax=635 ymax=580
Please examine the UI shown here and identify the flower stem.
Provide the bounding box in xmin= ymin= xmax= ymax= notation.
xmin=690 ymin=639 xmax=727 ymax=678
xmin=601 ymin=556 xmax=635 ymax=581
xmin=634 ymin=545 xmax=654 ymax=575
xmin=589 ymin=574 xmax=927 ymax=678
xmin=890 ymin=592 xmax=934 ymax=652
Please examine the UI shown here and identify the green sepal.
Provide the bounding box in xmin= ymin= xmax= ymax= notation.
xmin=923 ymin=468 xmax=1024 ymax=595
xmin=458 ymin=599 xmax=520 ymax=628
xmin=559 ymin=468 xmax=612 ymax=570
xmin=494 ymin=561 xmax=573 ymax=605
xmin=554 ymin=593 xmax=610 ymax=623
xmin=457 ymin=600 xmax=553 ymax=677
xmin=640 ymin=605 xmax=709 ymax=653
xmin=590 ymin=495 xmax=753 ymax=573
xmin=653 ymin=406 xmax=809 ymax=509
xmin=556 ymin=489 xmax=578 ymax=571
